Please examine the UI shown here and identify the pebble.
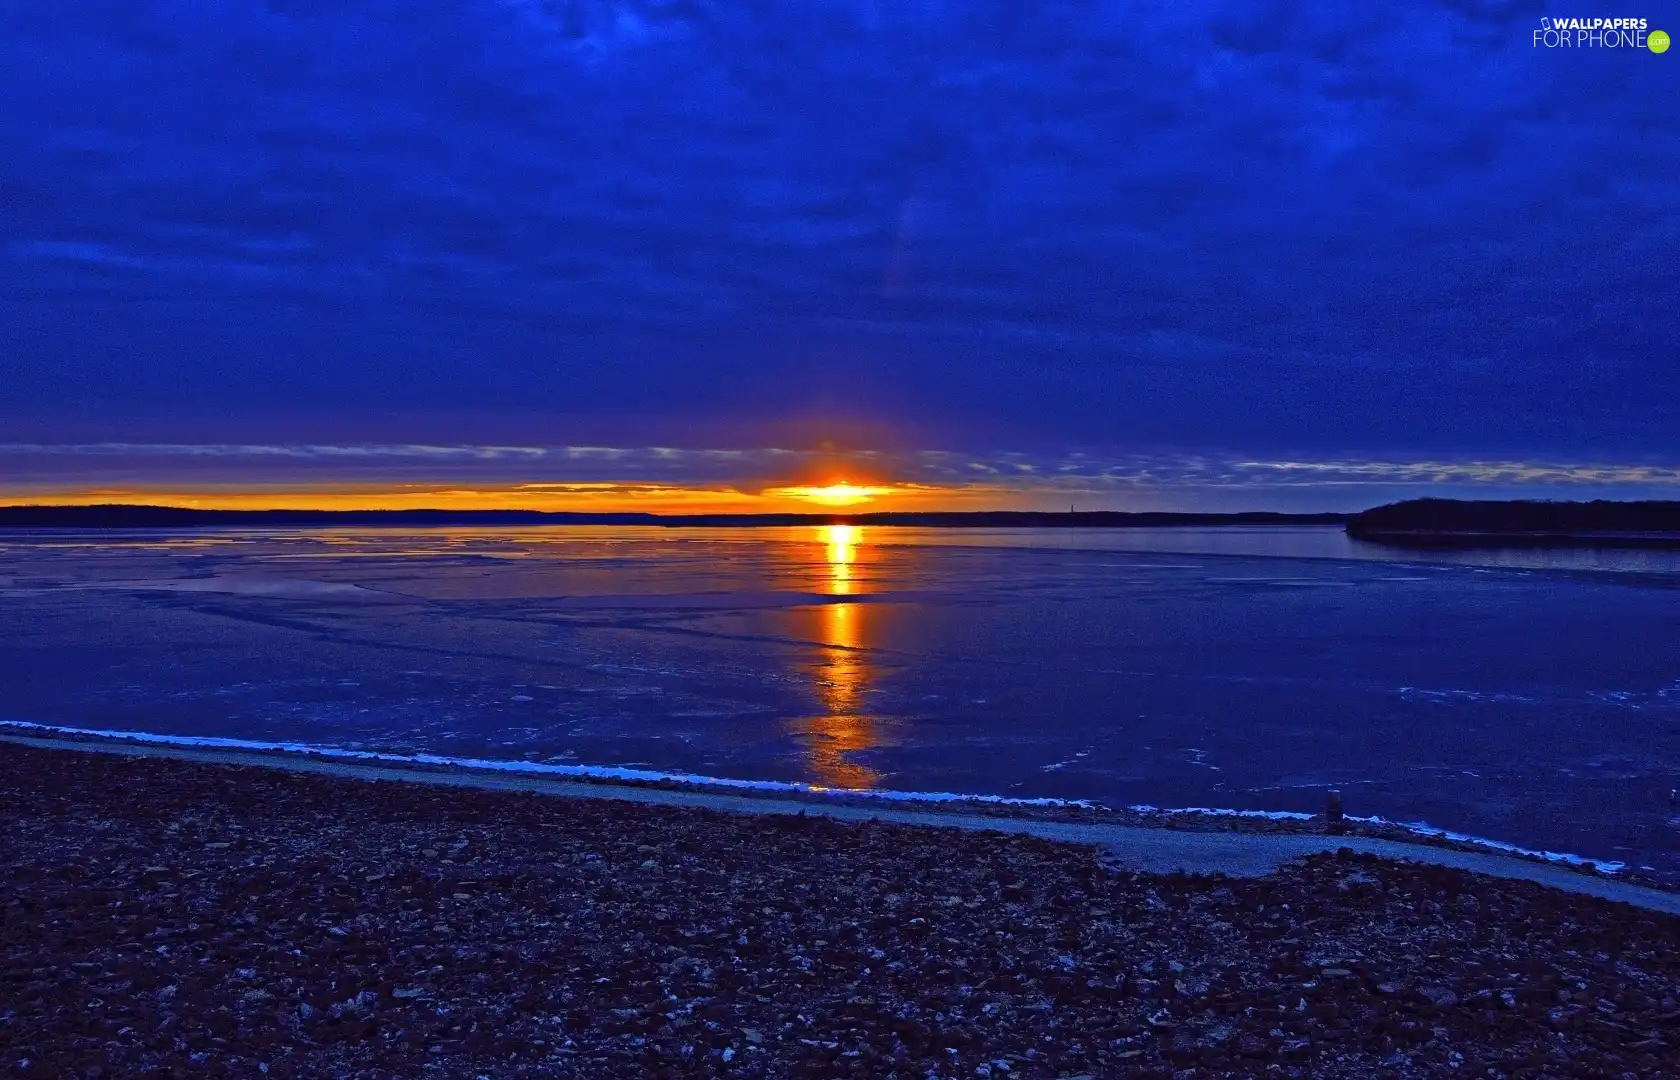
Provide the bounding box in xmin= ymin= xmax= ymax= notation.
xmin=1418 ymin=985 xmax=1460 ymax=1009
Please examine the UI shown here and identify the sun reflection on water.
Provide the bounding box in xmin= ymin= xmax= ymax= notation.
xmin=802 ymin=524 xmax=883 ymax=789
xmin=824 ymin=523 xmax=858 ymax=595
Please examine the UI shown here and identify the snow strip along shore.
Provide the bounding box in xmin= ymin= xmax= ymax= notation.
xmin=0 ymin=719 xmax=1629 ymax=876
xmin=1126 ymin=805 xmax=1627 ymax=875
xmin=0 ymin=720 xmax=1092 ymax=808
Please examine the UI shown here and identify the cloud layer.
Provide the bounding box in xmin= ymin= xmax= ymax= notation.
xmin=1 ymin=2 xmax=1675 ymax=475
xmin=5 ymin=442 xmax=1679 ymax=512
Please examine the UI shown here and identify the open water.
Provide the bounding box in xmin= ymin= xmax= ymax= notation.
xmin=3 ymin=525 xmax=1678 ymax=879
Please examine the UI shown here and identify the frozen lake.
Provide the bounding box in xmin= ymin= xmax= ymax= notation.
xmin=3 ymin=524 xmax=1678 ymax=880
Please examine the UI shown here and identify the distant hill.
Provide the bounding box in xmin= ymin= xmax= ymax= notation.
xmin=0 ymin=504 xmax=1349 ymax=530
xmin=1347 ymin=498 xmax=1680 ymax=548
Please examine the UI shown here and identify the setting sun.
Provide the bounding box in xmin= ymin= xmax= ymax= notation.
xmin=772 ymin=482 xmax=892 ymax=507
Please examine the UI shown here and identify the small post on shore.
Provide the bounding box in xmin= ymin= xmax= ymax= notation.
xmin=1325 ymin=789 xmax=1344 ymax=829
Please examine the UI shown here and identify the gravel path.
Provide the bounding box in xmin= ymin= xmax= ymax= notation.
xmin=3 ymin=741 xmax=1679 ymax=1079
xmin=5 ymin=734 xmax=1676 ymax=915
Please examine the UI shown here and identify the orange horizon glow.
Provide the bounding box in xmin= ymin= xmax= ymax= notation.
xmin=1 ymin=479 xmax=1010 ymax=514
xmin=3 ymin=484 xmax=753 ymax=514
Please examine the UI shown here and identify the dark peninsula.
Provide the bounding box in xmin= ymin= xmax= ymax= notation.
xmin=1347 ymin=498 xmax=1680 ymax=549
xmin=0 ymin=504 xmax=1348 ymax=529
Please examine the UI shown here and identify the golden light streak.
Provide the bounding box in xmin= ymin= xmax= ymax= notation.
xmin=800 ymin=524 xmax=882 ymax=789
xmin=824 ymin=523 xmax=858 ymax=595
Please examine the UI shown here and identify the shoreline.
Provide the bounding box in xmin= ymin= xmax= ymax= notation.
xmin=3 ymin=725 xmax=1674 ymax=913
xmin=3 ymin=738 xmax=1678 ymax=1079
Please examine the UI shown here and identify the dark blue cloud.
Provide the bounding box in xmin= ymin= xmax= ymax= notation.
xmin=1 ymin=1 xmax=1675 ymax=463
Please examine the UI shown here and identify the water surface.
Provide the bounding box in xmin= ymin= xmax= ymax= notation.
xmin=2 ymin=525 xmax=1677 ymax=879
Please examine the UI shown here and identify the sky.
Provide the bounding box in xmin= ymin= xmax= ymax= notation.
xmin=1 ymin=1 xmax=1675 ymax=512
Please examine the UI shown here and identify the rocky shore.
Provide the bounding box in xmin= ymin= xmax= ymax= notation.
xmin=3 ymin=743 xmax=1677 ymax=1079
